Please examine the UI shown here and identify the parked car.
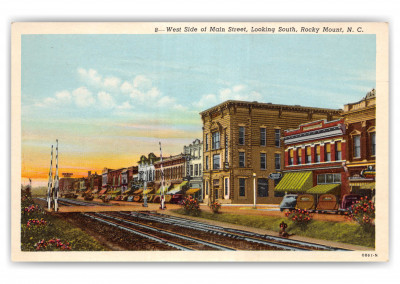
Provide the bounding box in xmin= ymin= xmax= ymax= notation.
xmin=295 ymin=194 xmax=315 ymax=210
xmin=170 ymin=194 xmax=184 ymax=204
xmin=279 ymin=194 xmax=298 ymax=212
xmin=338 ymin=194 xmax=362 ymax=213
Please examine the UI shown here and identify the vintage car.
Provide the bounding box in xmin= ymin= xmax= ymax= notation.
xmin=295 ymin=194 xmax=315 ymax=210
xmin=170 ymin=194 xmax=184 ymax=204
xmin=279 ymin=194 xmax=298 ymax=212
xmin=339 ymin=194 xmax=362 ymax=212
xmin=316 ymin=194 xmax=339 ymax=211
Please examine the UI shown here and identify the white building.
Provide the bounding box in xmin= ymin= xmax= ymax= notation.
xmin=183 ymin=139 xmax=204 ymax=201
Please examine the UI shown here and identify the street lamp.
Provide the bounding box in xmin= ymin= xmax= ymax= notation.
xmin=253 ymin=173 xmax=257 ymax=209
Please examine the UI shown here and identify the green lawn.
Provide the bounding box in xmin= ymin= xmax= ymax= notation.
xmin=174 ymin=209 xmax=375 ymax=248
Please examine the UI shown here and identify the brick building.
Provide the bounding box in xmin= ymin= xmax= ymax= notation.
xmin=275 ymin=118 xmax=349 ymax=198
xmin=154 ymin=154 xmax=188 ymax=194
xmin=200 ymin=100 xmax=342 ymax=205
xmin=343 ymin=89 xmax=376 ymax=198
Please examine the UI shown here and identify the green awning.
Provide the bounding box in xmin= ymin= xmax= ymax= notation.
xmin=275 ymin=171 xmax=313 ymax=193
xmin=306 ymin=184 xmax=340 ymax=195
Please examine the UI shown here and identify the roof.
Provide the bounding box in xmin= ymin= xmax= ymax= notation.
xmin=200 ymin=100 xmax=343 ymax=116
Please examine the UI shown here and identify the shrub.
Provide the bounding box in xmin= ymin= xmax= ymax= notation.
xmin=346 ymin=197 xmax=375 ymax=233
xmin=210 ymin=201 xmax=221 ymax=213
xmin=180 ymin=196 xmax=201 ymax=216
xmin=34 ymin=239 xmax=71 ymax=251
xmin=285 ymin=209 xmax=313 ymax=229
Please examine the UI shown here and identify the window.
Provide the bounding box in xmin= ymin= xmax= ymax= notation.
xmin=297 ymin=148 xmax=302 ymax=165
xmin=275 ymin=129 xmax=281 ymax=147
xmin=305 ymin=146 xmax=311 ymax=164
xmin=371 ymin=132 xmax=376 ymax=156
xmin=317 ymin=173 xmax=341 ymax=184
xmin=224 ymin=178 xmax=229 ymax=196
xmin=213 ymin=179 xmax=219 ymax=199
xmin=315 ymin=145 xmax=321 ymax=163
xmin=225 ymin=135 xmax=228 ymax=163
xmin=194 ymin=164 xmax=199 ymax=176
xmin=325 ymin=144 xmax=331 ymax=162
xmin=205 ymin=156 xmax=209 ymax=170
xmin=213 ymin=154 xmax=220 ymax=170
xmin=260 ymin=153 xmax=266 ymax=170
xmin=198 ymin=164 xmax=202 ymax=176
xmin=239 ymin=152 xmax=245 ymax=168
xmin=335 ymin=142 xmax=342 ymax=160
xmin=239 ymin=126 xmax=245 ymax=145
xmin=212 ymin=132 xmax=220 ymax=149
xmin=239 ymin=178 xmax=246 ymax=197
xmin=205 ymin=181 xmax=209 ymax=195
xmin=257 ymin=178 xmax=268 ymax=197
xmin=190 ymin=165 xmax=194 ymax=176
xmin=353 ymin=136 xmax=361 ymax=158
xmin=275 ymin=154 xmax=281 ymax=170
xmin=205 ymin=134 xmax=209 ymax=151
xmin=288 ymin=149 xmax=294 ymax=165
xmin=260 ymin=128 xmax=266 ymax=146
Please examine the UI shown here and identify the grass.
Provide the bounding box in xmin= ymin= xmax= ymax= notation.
xmin=174 ymin=209 xmax=375 ymax=248
xmin=21 ymin=194 xmax=108 ymax=251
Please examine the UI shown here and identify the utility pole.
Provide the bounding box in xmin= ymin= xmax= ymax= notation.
xmin=54 ymin=139 xmax=59 ymax=212
xmin=159 ymin=142 xmax=166 ymax=210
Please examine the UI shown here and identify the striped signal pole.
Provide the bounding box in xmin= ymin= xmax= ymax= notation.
xmin=159 ymin=142 xmax=166 ymax=210
xmin=54 ymin=139 xmax=59 ymax=212
xmin=47 ymin=145 xmax=53 ymax=210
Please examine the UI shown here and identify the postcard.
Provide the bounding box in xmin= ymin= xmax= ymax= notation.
xmin=11 ymin=22 xmax=389 ymax=262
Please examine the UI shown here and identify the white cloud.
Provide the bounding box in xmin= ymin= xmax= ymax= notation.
xmin=55 ymin=90 xmax=71 ymax=102
xmin=72 ymin=87 xmax=95 ymax=107
xmin=117 ymin=101 xmax=132 ymax=110
xmin=43 ymin=97 xmax=57 ymax=105
xmin=120 ymin=81 xmax=133 ymax=93
xmin=97 ymin=91 xmax=115 ymax=109
xmin=78 ymin=68 xmax=102 ymax=86
xmin=103 ymin=76 xmax=121 ymax=90
xmin=193 ymin=84 xmax=264 ymax=110
xmin=133 ymin=75 xmax=152 ymax=90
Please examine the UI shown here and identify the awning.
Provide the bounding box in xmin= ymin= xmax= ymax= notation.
xmin=133 ymin=188 xmax=144 ymax=195
xmin=274 ymin=171 xmax=313 ymax=193
xmin=350 ymin=182 xmax=375 ymax=189
xmin=156 ymin=186 xmax=169 ymax=194
xmin=98 ymin=189 xmax=107 ymax=195
xmin=306 ymin=184 xmax=340 ymax=195
xmin=92 ymin=189 xmax=99 ymax=194
xmin=143 ymin=188 xmax=154 ymax=194
xmin=167 ymin=181 xmax=188 ymax=194
xmin=185 ymin=188 xmax=201 ymax=195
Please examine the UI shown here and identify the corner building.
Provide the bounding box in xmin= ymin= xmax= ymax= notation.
xmin=200 ymin=100 xmax=342 ymax=204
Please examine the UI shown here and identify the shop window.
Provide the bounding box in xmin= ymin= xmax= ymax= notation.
xmin=260 ymin=153 xmax=266 ymax=170
xmin=257 ymin=178 xmax=268 ymax=197
xmin=213 ymin=154 xmax=220 ymax=170
xmin=239 ymin=178 xmax=246 ymax=197
xmin=371 ymin=132 xmax=376 ymax=156
xmin=260 ymin=128 xmax=266 ymax=146
xmin=317 ymin=173 xmax=341 ymax=184
xmin=297 ymin=148 xmax=302 ymax=165
xmin=335 ymin=142 xmax=342 ymax=160
xmin=275 ymin=129 xmax=281 ymax=147
xmin=325 ymin=144 xmax=331 ymax=162
xmin=239 ymin=152 xmax=245 ymax=168
xmin=239 ymin=126 xmax=245 ymax=145
xmin=315 ymin=145 xmax=321 ymax=163
xmin=212 ymin=131 xmax=220 ymax=149
xmin=353 ymin=135 xmax=361 ymax=158
xmin=275 ymin=154 xmax=281 ymax=170
xmin=305 ymin=146 xmax=311 ymax=164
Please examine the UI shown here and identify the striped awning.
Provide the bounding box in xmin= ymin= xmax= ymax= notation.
xmin=350 ymin=182 xmax=375 ymax=189
xmin=306 ymin=184 xmax=340 ymax=195
xmin=143 ymin=188 xmax=154 ymax=194
xmin=134 ymin=188 xmax=144 ymax=195
xmin=167 ymin=181 xmax=188 ymax=194
xmin=185 ymin=188 xmax=201 ymax=195
xmin=98 ymin=189 xmax=107 ymax=195
xmin=275 ymin=171 xmax=313 ymax=193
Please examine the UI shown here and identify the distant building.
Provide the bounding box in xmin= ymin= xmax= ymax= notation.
xmin=102 ymin=168 xmax=114 ymax=190
xmin=121 ymin=166 xmax=138 ymax=193
xmin=200 ymin=100 xmax=342 ymax=205
xmin=183 ymin=139 xmax=204 ymax=201
xmin=343 ymin=89 xmax=376 ymax=198
xmin=138 ymin=153 xmax=159 ymax=183
xmin=154 ymin=153 xmax=188 ymax=194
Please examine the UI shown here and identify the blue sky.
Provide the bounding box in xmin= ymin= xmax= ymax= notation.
xmin=21 ymin=33 xmax=376 ymax=181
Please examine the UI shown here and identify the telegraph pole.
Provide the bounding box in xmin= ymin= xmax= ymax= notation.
xmin=159 ymin=142 xmax=166 ymax=210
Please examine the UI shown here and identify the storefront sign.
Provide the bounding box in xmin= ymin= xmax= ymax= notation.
xmin=268 ymin=172 xmax=282 ymax=180
xmin=361 ymin=166 xmax=375 ymax=179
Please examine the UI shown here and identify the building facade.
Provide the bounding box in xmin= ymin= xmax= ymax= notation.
xmin=343 ymin=89 xmax=376 ymax=199
xmin=154 ymin=154 xmax=188 ymax=193
xmin=200 ymin=100 xmax=342 ymax=204
xmin=275 ymin=119 xmax=349 ymax=198
xmin=183 ymin=139 xmax=204 ymax=200
xmin=137 ymin=153 xmax=159 ymax=184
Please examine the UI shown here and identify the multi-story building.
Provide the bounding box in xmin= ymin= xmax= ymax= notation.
xmin=121 ymin=166 xmax=138 ymax=193
xmin=102 ymin=168 xmax=114 ymax=190
xmin=183 ymin=139 xmax=204 ymax=200
xmin=275 ymin=118 xmax=349 ymax=198
xmin=200 ymin=100 xmax=342 ymax=204
xmin=59 ymin=177 xmax=74 ymax=193
xmin=137 ymin=153 xmax=159 ymax=183
xmin=343 ymin=89 xmax=376 ymax=198
xmin=107 ymin=168 xmax=126 ymax=191
xmin=154 ymin=154 xmax=188 ymax=194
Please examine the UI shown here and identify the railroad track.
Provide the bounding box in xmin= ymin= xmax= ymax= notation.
xmin=118 ymin=211 xmax=349 ymax=251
